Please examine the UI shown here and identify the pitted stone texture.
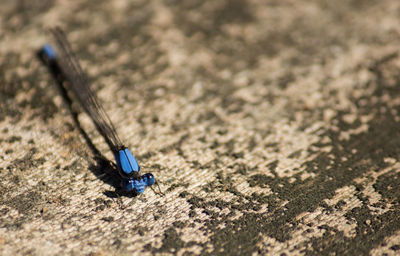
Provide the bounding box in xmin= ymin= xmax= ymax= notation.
xmin=1 ymin=0 xmax=400 ymax=255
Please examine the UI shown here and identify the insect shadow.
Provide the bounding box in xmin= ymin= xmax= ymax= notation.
xmin=37 ymin=48 xmax=138 ymax=198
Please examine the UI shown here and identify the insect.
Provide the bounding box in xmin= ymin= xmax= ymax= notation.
xmin=40 ymin=27 xmax=156 ymax=194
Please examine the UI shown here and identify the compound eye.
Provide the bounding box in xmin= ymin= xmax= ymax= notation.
xmin=145 ymin=173 xmax=155 ymax=186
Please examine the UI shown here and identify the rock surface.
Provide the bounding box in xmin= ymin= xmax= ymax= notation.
xmin=1 ymin=0 xmax=400 ymax=255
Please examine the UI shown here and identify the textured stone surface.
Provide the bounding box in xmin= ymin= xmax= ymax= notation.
xmin=1 ymin=0 xmax=400 ymax=255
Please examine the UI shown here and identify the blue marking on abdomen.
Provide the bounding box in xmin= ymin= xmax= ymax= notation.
xmin=42 ymin=44 xmax=56 ymax=60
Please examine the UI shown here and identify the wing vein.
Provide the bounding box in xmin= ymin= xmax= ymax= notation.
xmin=50 ymin=27 xmax=124 ymax=153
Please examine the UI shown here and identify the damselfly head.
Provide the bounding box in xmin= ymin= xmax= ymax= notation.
xmin=144 ymin=173 xmax=155 ymax=186
xmin=40 ymin=28 xmax=157 ymax=196
xmin=121 ymin=174 xmax=153 ymax=194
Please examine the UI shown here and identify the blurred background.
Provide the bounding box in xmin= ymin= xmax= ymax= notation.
xmin=1 ymin=0 xmax=400 ymax=255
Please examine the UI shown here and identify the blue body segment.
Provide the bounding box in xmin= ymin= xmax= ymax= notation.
xmin=42 ymin=44 xmax=56 ymax=60
xmin=41 ymin=28 xmax=157 ymax=195
xmin=116 ymin=148 xmax=140 ymax=176
xmin=121 ymin=173 xmax=155 ymax=193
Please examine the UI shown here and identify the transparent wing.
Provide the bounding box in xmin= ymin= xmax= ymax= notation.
xmin=50 ymin=27 xmax=124 ymax=153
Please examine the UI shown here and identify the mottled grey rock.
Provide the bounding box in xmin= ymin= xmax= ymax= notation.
xmin=1 ymin=0 xmax=400 ymax=255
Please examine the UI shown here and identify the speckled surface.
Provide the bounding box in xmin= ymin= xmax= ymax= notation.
xmin=1 ymin=0 xmax=400 ymax=255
